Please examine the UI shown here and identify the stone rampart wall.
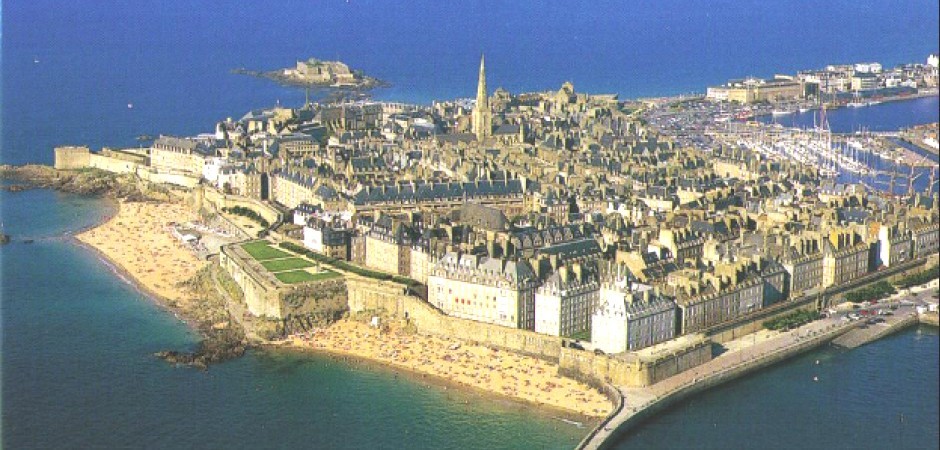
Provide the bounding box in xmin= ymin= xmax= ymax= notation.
xmin=346 ymin=277 xmax=564 ymax=360
xmin=53 ymin=146 xmax=91 ymax=170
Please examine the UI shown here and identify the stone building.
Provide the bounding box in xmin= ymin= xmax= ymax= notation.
xmin=668 ymin=264 xmax=764 ymax=334
xmin=364 ymin=215 xmax=417 ymax=276
xmin=877 ymin=222 xmax=912 ymax=267
xmin=909 ymin=217 xmax=940 ymax=259
xmin=150 ymin=136 xmax=212 ymax=176
xmin=822 ymin=230 xmax=870 ymax=288
xmin=591 ymin=274 xmax=677 ymax=353
xmin=533 ymin=263 xmax=599 ymax=337
xmin=428 ymin=252 xmax=539 ymax=330
xmin=303 ymin=218 xmax=351 ymax=260
xmin=271 ymin=170 xmax=317 ymax=209
xmin=780 ymin=235 xmax=824 ymax=297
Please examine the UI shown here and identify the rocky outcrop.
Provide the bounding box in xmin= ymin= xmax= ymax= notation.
xmin=154 ymin=328 xmax=247 ymax=370
xmin=154 ymin=266 xmax=251 ymax=370
xmin=0 ymin=164 xmax=165 ymax=200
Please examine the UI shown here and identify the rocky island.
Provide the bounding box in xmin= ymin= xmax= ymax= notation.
xmin=233 ymin=57 xmax=387 ymax=91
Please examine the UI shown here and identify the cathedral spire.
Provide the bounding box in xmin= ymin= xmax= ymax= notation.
xmin=472 ymin=54 xmax=492 ymax=142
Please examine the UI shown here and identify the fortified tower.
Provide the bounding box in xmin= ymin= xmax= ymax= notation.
xmin=472 ymin=55 xmax=492 ymax=142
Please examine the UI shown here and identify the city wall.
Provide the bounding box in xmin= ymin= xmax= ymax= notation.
xmin=53 ymin=146 xmax=91 ymax=170
xmin=220 ymin=244 xmax=348 ymax=319
xmin=346 ymin=277 xmax=565 ymax=360
xmin=220 ymin=245 xmax=282 ymax=318
xmin=346 ymin=277 xmax=712 ymax=387
xmin=558 ymin=339 xmax=712 ymax=388
xmin=200 ymin=187 xmax=281 ymax=226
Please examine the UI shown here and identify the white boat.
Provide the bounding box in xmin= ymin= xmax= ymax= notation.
xmin=798 ymin=107 xmax=813 ymax=113
xmin=846 ymin=102 xmax=866 ymax=108
xmin=867 ymin=100 xmax=882 ymax=106
xmin=772 ymin=109 xmax=793 ymax=116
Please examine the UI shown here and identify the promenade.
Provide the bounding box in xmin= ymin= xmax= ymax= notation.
xmin=579 ymin=278 xmax=939 ymax=450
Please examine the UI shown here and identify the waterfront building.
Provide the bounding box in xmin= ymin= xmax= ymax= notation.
xmin=150 ymin=136 xmax=212 ymax=176
xmin=877 ymin=222 xmax=913 ymax=267
xmin=533 ymin=263 xmax=600 ymax=337
xmin=851 ymin=72 xmax=880 ymax=91
xmin=705 ymin=77 xmax=802 ymax=104
xmin=667 ymin=263 xmax=764 ymax=334
xmin=822 ymin=230 xmax=870 ymax=288
xmin=591 ymin=273 xmax=677 ymax=353
xmin=428 ymin=252 xmax=539 ymax=330
xmin=780 ymin=235 xmax=824 ymax=297
xmin=909 ymin=216 xmax=940 ymax=259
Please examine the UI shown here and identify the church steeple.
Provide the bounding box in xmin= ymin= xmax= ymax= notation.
xmin=472 ymin=54 xmax=492 ymax=142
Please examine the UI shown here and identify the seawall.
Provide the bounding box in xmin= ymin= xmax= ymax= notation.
xmin=579 ymin=322 xmax=855 ymax=450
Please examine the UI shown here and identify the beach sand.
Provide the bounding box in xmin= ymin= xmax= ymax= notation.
xmin=76 ymin=201 xmax=206 ymax=306
xmin=76 ymin=201 xmax=612 ymax=417
xmin=286 ymin=320 xmax=613 ymax=418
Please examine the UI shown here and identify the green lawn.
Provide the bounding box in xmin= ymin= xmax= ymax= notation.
xmin=242 ymin=241 xmax=291 ymax=261
xmin=261 ymin=257 xmax=315 ymax=272
xmin=274 ymin=269 xmax=340 ymax=284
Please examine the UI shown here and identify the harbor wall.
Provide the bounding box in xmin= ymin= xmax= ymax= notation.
xmin=584 ymin=323 xmax=855 ymax=450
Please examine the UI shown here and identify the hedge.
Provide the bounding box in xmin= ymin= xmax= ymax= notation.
xmin=893 ymin=266 xmax=939 ymax=289
xmin=222 ymin=206 xmax=270 ymax=228
xmin=763 ymin=309 xmax=820 ymax=331
xmin=844 ymin=281 xmax=896 ymax=303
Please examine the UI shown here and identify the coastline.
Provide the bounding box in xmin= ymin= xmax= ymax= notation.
xmin=274 ymin=320 xmax=613 ymax=418
xmin=69 ymin=195 xmax=614 ymax=418
xmin=579 ymin=281 xmax=940 ymax=450
xmin=268 ymin=341 xmax=600 ymax=426
xmin=72 ymin=236 xmax=200 ymax=331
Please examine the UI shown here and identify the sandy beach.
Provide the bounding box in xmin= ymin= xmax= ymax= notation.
xmin=75 ymin=201 xmax=612 ymax=417
xmin=76 ymin=201 xmax=206 ymax=306
xmin=285 ymin=320 xmax=613 ymax=418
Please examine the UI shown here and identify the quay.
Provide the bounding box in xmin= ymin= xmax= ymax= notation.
xmin=578 ymin=280 xmax=939 ymax=450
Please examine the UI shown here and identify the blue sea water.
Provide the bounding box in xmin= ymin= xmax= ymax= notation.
xmin=2 ymin=1 xmax=939 ymax=449
xmin=762 ymin=96 xmax=940 ymax=133
xmin=0 ymin=190 xmax=587 ymax=449
xmin=615 ymin=327 xmax=940 ymax=450
xmin=3 ymin=0 xmax=939 ymax=165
